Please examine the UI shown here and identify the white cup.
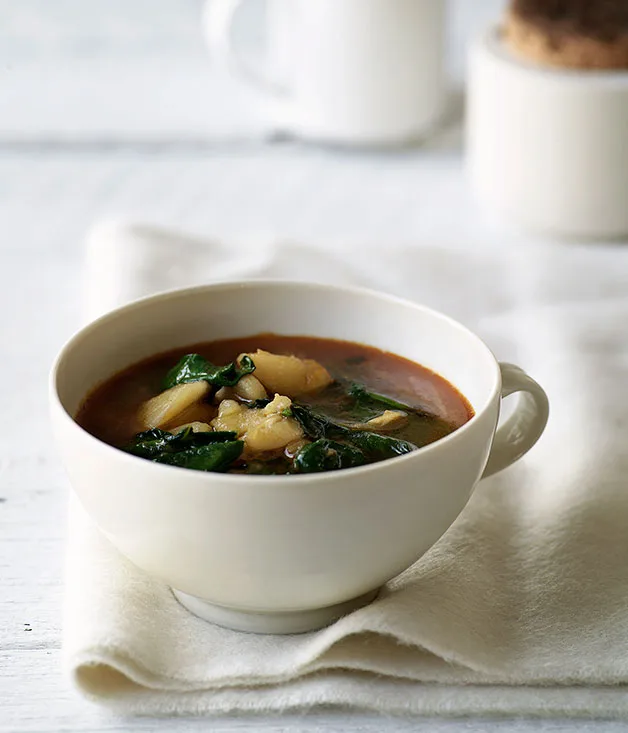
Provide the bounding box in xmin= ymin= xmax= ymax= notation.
xmin=51 ymin=282 xmax=549 ymax=634
xmin=203 ymin=0 xmax=447 ymax=146
xmin=467 ymin=27 xmax=628 ymax=239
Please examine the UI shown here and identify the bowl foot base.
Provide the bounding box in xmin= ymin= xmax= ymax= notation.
xmin=172 ymin=588 xmax=380 ymax=634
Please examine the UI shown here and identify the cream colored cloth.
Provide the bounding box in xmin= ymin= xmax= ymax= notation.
xmin=65 ymin=221 xmax=628 ymax=716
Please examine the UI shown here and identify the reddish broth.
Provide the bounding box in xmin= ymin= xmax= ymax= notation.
xmin=77 ymin=333 xmax=474 ymax=471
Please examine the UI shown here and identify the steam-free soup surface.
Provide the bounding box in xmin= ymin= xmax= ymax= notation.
xmin=77 ymin=334 xmax=473 ymax=475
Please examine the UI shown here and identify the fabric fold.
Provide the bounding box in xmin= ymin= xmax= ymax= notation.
xmin=64 ymin=220 xmax=628 ymax=716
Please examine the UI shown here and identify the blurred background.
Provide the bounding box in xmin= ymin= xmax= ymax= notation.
xmin=0 ymin=0 xmax=510 ymax=260
xmin=1 ymin=0 xmax=504 ymax=140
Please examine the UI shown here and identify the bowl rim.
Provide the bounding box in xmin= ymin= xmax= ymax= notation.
xmin=50 ymin=279 xmax=502 ymax=484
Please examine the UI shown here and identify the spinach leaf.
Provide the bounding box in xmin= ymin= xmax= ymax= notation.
xmin=294 ymin=439 xmax=366 ymax=473
xmin=290 ymin=403 xmax=416 ymax=471
xmin=125 ymin=427 xmax=238 ymax=456
xmin=344 ymin=354 xmax=367 ymax=366
xmin=348 ymin=383 xmax=415 ymax=414
xmin=348 ymin=431 xmax=415 ymax=460
xmin=153 ymin=441 xmax=244 ymax=472
xmin=290 ymin=404 xmax=347 ymax=440
xmin=124 ymin=427 xmax=242 ymax=472
xmin=125 ymin=428 xmax=179 ymax=458
xmin=172 ymin=430 xmax=239 ymax=444
xmin=163 ymin=353 xmax=255 ymax=390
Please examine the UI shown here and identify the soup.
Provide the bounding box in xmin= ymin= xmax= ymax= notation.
xmin=77 ymin=334 xmax=473 ymax=475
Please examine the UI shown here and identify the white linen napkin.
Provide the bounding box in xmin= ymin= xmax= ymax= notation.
xmin=65 ymin=220 xmax=628 ymax=717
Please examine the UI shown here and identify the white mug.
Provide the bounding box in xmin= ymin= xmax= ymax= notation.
xmin=203 ymin=0 xmax=448 ymax=146
xmin=467 ymin=28 xmax=628 ymax=238
xmin=51 ymin=281 xmax=549 ymax=634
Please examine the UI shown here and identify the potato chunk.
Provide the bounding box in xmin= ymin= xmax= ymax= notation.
xmin=167 ymin=401 xmax=216 ymax=427
xmin=137 ymin=381 xmax=209 ymax=430
xmin=354 ymin=410 xmax=408 ymax=433
xmin=214 ymin=386 xmax=235 ymax=403
xmin=170 ymin=421 xmax=212 ymax=434
xmin=211 ymin=394 xmax=303 ymax=454
xmin=241 ymin=350 xmax=332 ymax=397
xmin=284 ymin=438 xmax=309 ymax=458
xmin=233 ymin=374 xmax=268 ymax=402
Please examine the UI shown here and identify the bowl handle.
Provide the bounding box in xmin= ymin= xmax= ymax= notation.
xmin=482 ymin=363 xmax=549 ymax=479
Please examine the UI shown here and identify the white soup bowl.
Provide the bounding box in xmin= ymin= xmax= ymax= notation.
xmin=50 ymin=282 xmax=549 ymax=633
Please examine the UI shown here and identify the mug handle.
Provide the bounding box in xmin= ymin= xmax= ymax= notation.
xmin=202 ymin=0 xmax=292 ymax=124
xmin=482 ymin=363 xmax=549 ymax=478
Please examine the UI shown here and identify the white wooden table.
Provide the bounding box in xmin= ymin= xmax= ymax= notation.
xmin=2 ymin=1 xmax=627 ymax=731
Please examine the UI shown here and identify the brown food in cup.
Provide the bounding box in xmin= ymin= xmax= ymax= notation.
xmin=503 ymin=0 xmax=628 ymax=70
